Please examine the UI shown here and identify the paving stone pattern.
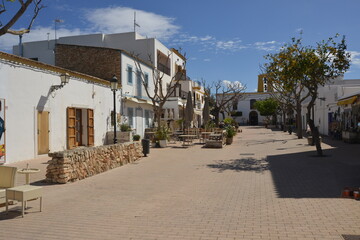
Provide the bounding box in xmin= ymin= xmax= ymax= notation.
xmin=1 ymin=126 xmax=359 ymax=240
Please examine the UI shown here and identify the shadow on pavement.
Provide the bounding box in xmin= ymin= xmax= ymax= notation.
xmin=267 ymin=147 xmax=360 ymax=198
xmin=342 ymin=235 xmax=360 ymax=240
xmin=207 ymin=157 xmax=269 ymax=173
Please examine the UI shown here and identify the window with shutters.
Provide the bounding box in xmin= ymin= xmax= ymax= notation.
xmin=67 ymin=107 xmax=94 ymax=149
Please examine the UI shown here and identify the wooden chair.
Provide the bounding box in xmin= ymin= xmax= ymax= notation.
xmin=0 ymin=166 xmax=17 ymax=205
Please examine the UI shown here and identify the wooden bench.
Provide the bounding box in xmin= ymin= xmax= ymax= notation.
xmin=6 ymin=185 xmax=43 ymax=218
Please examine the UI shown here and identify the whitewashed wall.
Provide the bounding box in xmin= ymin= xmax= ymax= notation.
xmin=223 ymin=93 xmax=271 ymax=125
xmin=0 ymin=61 xmax=119 ymax=164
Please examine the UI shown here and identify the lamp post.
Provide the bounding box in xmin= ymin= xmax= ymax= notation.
xmin=110 ymin=75 xmax=118 ymax=144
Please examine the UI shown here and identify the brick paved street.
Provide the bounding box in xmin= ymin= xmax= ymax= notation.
xmin=1 ymin=126 xmax=360 ymax=240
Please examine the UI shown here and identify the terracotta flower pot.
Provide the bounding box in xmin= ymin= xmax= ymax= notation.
xmin=354 ymin=191 xmax=360 ymax=200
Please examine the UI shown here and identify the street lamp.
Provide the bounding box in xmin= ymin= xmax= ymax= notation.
xmin=50 ymin=73 xmax=70 ymax=92
xmin=110 ymin=75 xmax=118 ymax=144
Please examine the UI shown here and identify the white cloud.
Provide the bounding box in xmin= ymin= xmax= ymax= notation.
xmin=222 ymin=80 xmax=245 ymax=90
xmin=203 ymin=58 xmax=211 ymax=62
xmin=349 ymin=51 xmax=360 ymax=68
xmin=84 ymin=7 xmax=180 ymax=40
xmin=216 ymin=40 xmax=246 ymax=51
xmin=295 ymin=28 xmax=303 ymax=34
xmin=0 ymin=6 xmax=181 ymax=51
xmin=253 ymin=41 xmax=280 ymax=51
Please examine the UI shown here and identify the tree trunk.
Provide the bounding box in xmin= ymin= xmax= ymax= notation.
xmin=307 ymin=103 xmax=323 ymax=156
xmin=213 ymin=108 xmax=220 ymax=125
xmin=282 ymin=110 xmax=286 ymax=132
xmin=308 ymin=119 xmax=323 ymax=156
xmin=296 ymin=102 xmax=303 ymax=139
xmin=155 ymin=104 xmax=164 ymax=131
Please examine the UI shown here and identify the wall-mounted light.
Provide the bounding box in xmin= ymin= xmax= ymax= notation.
xmin=50 ymin=73 xmax=70 ymax=92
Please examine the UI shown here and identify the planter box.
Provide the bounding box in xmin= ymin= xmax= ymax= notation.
xmin=342 ymin=131 xmax=358 ymax=143
xmin=158 ymin=140 xmax=167 ymax=148
xmin=105 ymin=131 xmax=133 ymax=145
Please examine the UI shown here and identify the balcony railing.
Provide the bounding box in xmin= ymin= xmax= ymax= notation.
xmin=157 ymin=63 xmax=170 ymax=75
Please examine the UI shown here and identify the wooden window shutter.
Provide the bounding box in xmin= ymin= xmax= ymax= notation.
xmin=67 ymin=107 xmax=76 ymax=149
xmin=87 ymin=109 xmax=94 ymax=146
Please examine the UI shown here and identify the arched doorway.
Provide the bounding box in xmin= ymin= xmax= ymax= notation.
xmin=249 ymin=111 xmax=258 ymax=125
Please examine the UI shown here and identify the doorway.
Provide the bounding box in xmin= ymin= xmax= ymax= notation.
xmin=37 ymin=111 xmax=49 ymax=154
xmin=249 ymin=111 xmax=259 ymax=125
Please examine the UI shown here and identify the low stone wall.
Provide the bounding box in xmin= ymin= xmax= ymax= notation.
xmin=46 ymin=142 xmax=142 ymax=184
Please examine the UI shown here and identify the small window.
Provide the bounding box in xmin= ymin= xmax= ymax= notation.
xmin=127 ymin=65 xmax=133 ymax=84
xmin=144 ymin=73 xmax=149 ymax=88
xmin=145 ymin=110 xmax=150 ymax=128
xmin=263 ymin=77 xmax=267 ymax=84
xmin=233 ymin=101 xmax=238 ymax=111
xmin=128 ymin=108 xmax=134 ymax=127
xmin=250 ymin=99 xmax=256 ymax=109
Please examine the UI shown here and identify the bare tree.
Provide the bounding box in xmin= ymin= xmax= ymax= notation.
xmin=133 ymin=52 xmax=186 ymax=131
xmin=0 ymin=0 xmax=44 ymax=36
xmin=207 ymin=80 xmax=246 ymax=125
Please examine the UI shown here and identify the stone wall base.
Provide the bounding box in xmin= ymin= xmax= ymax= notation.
xmin=46 ymin=142 xmax=142 ymax=184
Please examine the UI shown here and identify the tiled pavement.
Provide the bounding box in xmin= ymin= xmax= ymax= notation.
xmin=1 ymin=126 xmax=360 ymax=240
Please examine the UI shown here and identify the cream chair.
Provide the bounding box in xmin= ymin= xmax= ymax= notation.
xmin=0 ymin=166 xmax=17 ymax=205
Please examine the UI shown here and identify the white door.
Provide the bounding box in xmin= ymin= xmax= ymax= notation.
xmin=136 ymin=108 xmax=143 ymax=137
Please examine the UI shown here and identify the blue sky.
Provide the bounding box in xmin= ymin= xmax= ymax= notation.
xmin=1 ymin=0 xmax=360 ymax=92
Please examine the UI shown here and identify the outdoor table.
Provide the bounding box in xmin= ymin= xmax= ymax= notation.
xmin=17 ymin=168 xmax=40 ymax=185
xmin=179 ymin=135 xmax=197 ymax=146
xmin=171 ymin=132 xmax=184 ymax=142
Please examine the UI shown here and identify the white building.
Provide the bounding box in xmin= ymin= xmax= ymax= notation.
xmin=14 ymin=32 xmax=186 ymax=98
xmin=301 ymin=77 xmax=360 ymax=135
xmin=0 ymin=52 xmax=118 ymax=164
xmin=13 ymin=32 xmax=196 ymax=131
xmin=223 ymin=92 xmax=271 ymax=125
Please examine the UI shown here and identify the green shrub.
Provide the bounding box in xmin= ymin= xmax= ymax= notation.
xmin=224 ymin=117 xmax=236 ymax=126
xmin=155 ymin=126 xmax=171 ymax=140
xmin=120 ymin=124 xmax=131 ymax=132
xmin=133 ymin=134 xmax=141 ymax=141
xmin=225 ymin=126 xmax=236 ymax=138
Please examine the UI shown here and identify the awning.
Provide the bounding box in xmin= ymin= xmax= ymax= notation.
xmin=337 ymin=96 xmax=357 ymax=106
xmin=124 ymin=97 xmax=157 ymax=106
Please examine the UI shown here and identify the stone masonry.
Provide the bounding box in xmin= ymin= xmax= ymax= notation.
xmin=55 ymin=44 xmax=121 ymax=83
xmin=46 ymin=142 xmax=142 ymax=184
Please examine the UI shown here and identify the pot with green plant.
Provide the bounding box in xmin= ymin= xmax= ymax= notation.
xmin=225 ymin=126 xmax=236 ymax=145
xmin=155 ymin=126 xmax=170 ymax=148
xmin=133 ymin=134 xmax=141 ymax=141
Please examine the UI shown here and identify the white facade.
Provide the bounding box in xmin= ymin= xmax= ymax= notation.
xmin=14 ymin=32 xmax=184 ymax=96
xmin=120 ymin=51 xmax=154 ymax=136
xmin=223 ymin=93 xmax=271 ymax=125
xmin=0 ymin=52 xmax=117 ymax=164
xmin=13 ymin=32 xmax=189 ymax=132
xmin=301 ymin=78 xmax=360 ymax=135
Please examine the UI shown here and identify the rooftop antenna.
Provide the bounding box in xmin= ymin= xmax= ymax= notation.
xmin=134 ymin=11 xmax=140 ymax=32
xmin=54 ymin=19 xmax=64 ymax=42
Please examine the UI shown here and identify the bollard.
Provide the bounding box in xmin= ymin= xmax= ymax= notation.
xmin=141 ymin=139 xmax=150 ymax=157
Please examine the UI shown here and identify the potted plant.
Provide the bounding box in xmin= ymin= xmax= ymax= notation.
xmin=118 ymin=123 xmax=133 ymax=142
xmin=155 ymin=126 xmax=170 ymax=148
xmin=133 ymin=134 xmax=141 ymax=141
xmin=225 ymin=126 xmax=236 ymax=145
